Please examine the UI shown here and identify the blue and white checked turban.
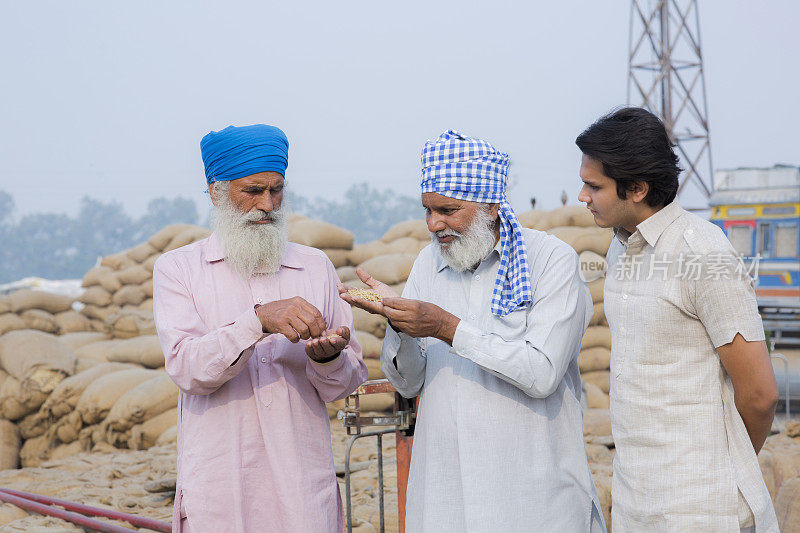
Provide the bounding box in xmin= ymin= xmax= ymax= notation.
xmin=421 ymin=130 xmax=532 ymax=316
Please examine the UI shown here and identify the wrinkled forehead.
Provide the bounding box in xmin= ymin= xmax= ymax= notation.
xmin=421 ymin=191 xmax=486 ymax=209
xmin=232 ymin=171 xmax=285 ymax=189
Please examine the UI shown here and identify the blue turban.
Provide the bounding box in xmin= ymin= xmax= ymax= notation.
xmin=200 ymin=124 xmax=288 ymax=185
xmin=421 ymin=130 xmax=532 ymax=316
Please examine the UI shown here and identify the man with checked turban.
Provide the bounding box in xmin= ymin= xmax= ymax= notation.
xmin=342 ymin=130 xmax=605 ymax=531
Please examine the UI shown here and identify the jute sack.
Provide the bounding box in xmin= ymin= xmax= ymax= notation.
xmin=323 ymin=249 xmax=350 ymax=269
xmin=76 ymin=368 xmax=158 ymax=425
xmin=589 ymin=302 xmax=605 ymax=327
xmin=572 ymin=229 xmax=613 ymax=256
xmin=20 ymin=309 xmax=58 ymax=334
xmin=0 ymin=419 xmax=20 ymax=469
xmin=18 ymin=411 xmax=47 ymax=439
xmin=759 ymin=449 xmax=776 ymax=500
xmin=0 ymin=503 xmax=27 ymax=525
xmin=380 ymin=219 xmax=429 ymax=243
xmin=358 ymin=393 xmax=394 ymax=413
xmin=547 ymin=205 xmax=596 ymax=228
xmin=140 ymin=278 xmax=154 ymax=298
xmin=155 ymin=425 xmax=177 ymax=446
xmin=128 ymin=407 xmax=177 ymax=450
xmin=348 ymin=241 xmax=392 ymax=266
xmin=584 ymin=381 xmax=609 ymax=409
xmin=0 ymin=377 xmax=48 ymax=420
xmin=0 ymin=368 xmax=7 ymax=391
xmin=336 ymin=266 xmax=358 ymax=283
xmin=288 ymin=219 xmax=354 ymax=250
xmin=516 ymin=209 xmax=547 ymax=229
xmin=581 ymin=326 xmax=612 ymax=350
xmin=97 ymin=271 xmax=123 ymax=293
xmin=587 ymin=278 xmax=604 ymax=304
xmin=105 ymin=373 xmax=178 ymax=432
xmin=142 ymin=254 xmax=159 ymax=273
xmin=81 ymin=265 xmax=113 ymax=288
xmin=54 ymin=311 xmax=92 ymax=334
xmin=355 ymin=330 xmax=381 ymax=359
xmin=582 ymin=408 xmax=612 ymax=437
xmin=100 ymin=250 xmax=136 ymax=271
xmin=19 ymin=434 xmax=57 ymax=467
xmin=106 ymin=310 xmax=156 ymax=339
xmin=0 ymin=330 xmax=76 ymax=381
xmin=49 ymin=440 xmax=84 ymax=462
xmin=41 ymin=362 xmax=135 ymax=420
xmin=581 ymin=370 xmax=610 ymax=393
xmin=75 ymin=358 xmax=101 ymax=373
xmin=78 ymin=286 xmax=112 ymax=307
xmin=0 ymin=298 xmax=9 ymax=315
xmin=163 ymin=226 xmax=212 ymax=252
xmin=352 ymin=307 xmax=386 ymax=339
xmin=81 ymin=304 xmax=120 ymax=322
xmin=364 ymin=357 xmax=384 ymax=380
xmin=148 ymin=224 xmax=197 ymax=251
xmin=116 ymin=265 xmax=151 ymax=285
xmin=386 ymin=237 xmax=423 ymax=255
xmin=0 ymin=314 xmax=26 ymax=336
xmin=776 ymin=477 xmax=800 ymax=532
xmin=74 ymin=340 xmax=117 ymax=363
xmin=112 ymin=285 xmax=146 ymax=307
xmin=126 ymin=242 xmax=158 ymax=263
xmin=6 ymin=290 xmax=73 ymax=314
xmin=358 ymin=253 xmax=416 ymax=285
xmin=106 ymin=335 xmax=164 ymax=368
xmin=578 ymin=347 xmax=612 ymax=373
xmin=137 ymin=299 xmax=154 ymax=312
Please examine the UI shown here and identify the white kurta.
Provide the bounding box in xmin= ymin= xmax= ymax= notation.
xmin=381 ymin=229 xmax=604 ymax=532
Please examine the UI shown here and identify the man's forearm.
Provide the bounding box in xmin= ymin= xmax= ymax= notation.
xmin=735 ymin=394 xmax=776 ymax=453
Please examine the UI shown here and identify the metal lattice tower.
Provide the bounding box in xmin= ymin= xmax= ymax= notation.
xmin=628 ymin=0 xmax=713 ymax=204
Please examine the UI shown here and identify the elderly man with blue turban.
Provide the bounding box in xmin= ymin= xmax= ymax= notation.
xmin=153 ymin=124 xmax=367 ymax=532
xmin=341 ymin=130 xmax=605 ymax=531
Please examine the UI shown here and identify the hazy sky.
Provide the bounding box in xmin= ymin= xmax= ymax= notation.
xmin=1 ymin=1 xmax=797 ymax=220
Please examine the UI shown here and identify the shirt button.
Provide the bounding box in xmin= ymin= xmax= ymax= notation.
xmin=686 ymin=229 xmax=694 ymax=235
xmin=475 ymin=274 xmax=481 ymax=281
xmin=256 ymin=298 xmax=263 ymax=304
xmin=470 ymin=314 xmax=477 ymax=320
xmin=620 ymin=326 xmax=626 ymax=334
xmin=260 ymin=357 xmax=267 ymax=363
xmin=622 ymin=294 xmax=628 ymax=300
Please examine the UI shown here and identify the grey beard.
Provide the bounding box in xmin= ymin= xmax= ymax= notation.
xmin=431 ymin=207 xmax=497 ymax=272
xmin=210 ymin=184 xmax=288 ymax=278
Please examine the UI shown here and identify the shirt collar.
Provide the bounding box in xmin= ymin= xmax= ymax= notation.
xmin=204 ymin=232 xmax=304 ymax=269
xmin=614 ymin=200 xmax=682 ymax=248
xmin=435 ymin=236 xmax=502 ymax=273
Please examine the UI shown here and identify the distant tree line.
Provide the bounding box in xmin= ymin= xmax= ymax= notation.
xmin=0 ymin=183 xmax=423 ymax=283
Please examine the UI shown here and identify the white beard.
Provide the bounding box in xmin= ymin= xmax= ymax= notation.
xmin=431 ymin=207 xmax=497 ymax=272
xmin=210 ymin=183 xmax=288 ymax=278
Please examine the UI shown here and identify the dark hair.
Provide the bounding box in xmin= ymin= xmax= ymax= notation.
xmin=575 ymin=107 xmax=682 ymax=207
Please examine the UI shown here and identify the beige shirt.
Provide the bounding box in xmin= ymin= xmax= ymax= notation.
xmin=605 ymin=201 xmax=778 ymax=532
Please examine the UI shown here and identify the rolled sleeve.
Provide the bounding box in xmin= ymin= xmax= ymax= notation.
xmin=695 ymin=275 xmax=765 ymax=348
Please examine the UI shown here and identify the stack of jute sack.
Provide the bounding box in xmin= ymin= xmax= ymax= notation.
xmin=0 ymin=290 xmax=89 ymax=336
xmin=288 ymin=214 xmax=356 ymax=268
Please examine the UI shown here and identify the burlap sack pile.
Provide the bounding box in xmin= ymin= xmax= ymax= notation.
xmin=0 ymin=290 xmax=87 ymax=336
xmin=288 ymin=214 xmax=355 ymax=268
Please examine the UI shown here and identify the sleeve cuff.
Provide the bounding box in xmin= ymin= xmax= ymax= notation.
xmin=451 ymin=320 xmax=482 ymax=357
xmin=710 ymin=325 xmax=766 ymax=349
xmin=308 ymin=350 xmax=347 ymax=377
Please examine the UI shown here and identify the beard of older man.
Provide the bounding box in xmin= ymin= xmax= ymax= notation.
xmin=210 ymin=180 xmax=288 ymax=278
xmin=431 ymin=205 xmax=497 ymax=272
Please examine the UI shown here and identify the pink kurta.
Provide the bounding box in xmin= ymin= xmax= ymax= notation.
xmin=152 ymin=233 xmax=367 ymax=533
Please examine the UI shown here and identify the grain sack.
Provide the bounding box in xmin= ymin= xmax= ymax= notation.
xmin=584 ymin=381 xmax=609 ymax=409
xmin=163 ymin=226 xmax=211 ymax=252
xmin=101 ymin=250 xmax=136 ymax=271
xmin=6 ymin=290 xmax=73 ymax=314
xmin=587 ymin=278 xmax=604 ymax=304
xmin=0 ymin=330 xmax=76 ymax=381
xmin=148 ymin=224 xmax=197 ymax=251
xmin=126 ymin=242 xmax=158 ymax=263
xmin=759 ymin=449 xmax=776 ymax=500
xmin=20 ymin=309 xmax=58 ymax=334
xmin=0 ymin=298 xmax=8 ymax=315
xmin=81 ymin=265 xmax=113 ymax=288
xmin=776 ymin=477 xmax=800 ymax=532
xmin=42 ymin=362 xmax=135 ymax=420
xmin=364 ymin=358 xmax=384 ymax=380
xmin=76 ymin=368 xmax=158 ymax=425
xmin=288 ymin=219 xmax=354 ymax=249
xmin=0 ymin=369 xmax=7 ymax=391
xmin=137 ymin=299 xmax=154 ymax=312
xmin=0 ymin=377 xmax=48 ymax=420
xmin=75 ymin=358 xmax=101 ymax=373
xmin=387 ymin=237 xmax=422 ymax=255
xmin=380 ymin=219 xmax=429 ymax=243
xmin=81 ymin=304 xmax=120 ymax=322
xmin=356 ymin=330 xmax=381 ymax=359
xmin=116 ymin=264 xmax=151 ymax=285
xmin=112 ymin=285 xmax=146 ymax=307
xmin=78 ymin=286 xmax=112 ymax=307
xmin=0 ymin=503 xmax=27 ymax=525
xmin=107 ymin=335 xmax=163 ymax=368
xmin=140 ymin=278 xmax=154 ymax=298
xmin=589 ymin=302 xmax=605 ymax=327
xmin=323 ymin=249 xmax=350 ymax=269
xmin=547 ymin=205 xmax=596 ymax=228
xmin=49 ymin=440 xmax=84 ymax=461
xmin=578 ymin=347 xmax=612 ymax=373
xmin=0 ymin=419 xmax=20 ymax=469
xmin=155 ymin=425 xmax=177 ymax=446
xmin=358 ymin=253 xmax=416 ymax=285
xmin=516 ymin=209 xmax=547 ymax=229
xmin=326 ymin=399 xmax=344 ymax=419
xmin=142 ymin=254 xmax=158 ymax=273
xmin=0 ymin=314 xmax=26 ymax=336
xmin=389 ymin=281 xmax=406 ymax=295
xmin=106 ymin=310 xmax=156 ymax=340
xmin=582 ymin=370 xmax=610 ymax=394
xmin=20 ymin=434 xmax=57 ymax=467
xmin=88 ymin=318 xmax=106 ymax=333
xmin=352 ymin=308 xmax=386 ymax=338
xmin=348 ymin=241 xmax=392 ymax=266
xmin=336 ymin=266 xmax=358 ymax=283
xmin=572 ymin=229 xmax=613 ymax=256
xmin=581 ymin=326 xmax=612 ymax=350
xmin=74 ymin=340 xmax=117 ymax=363
xmin=54 ymin=311 xmax=92 ymax=334
xmin=97 ymin=271 xmax=123 ymax=293
xmin=582 ymin=408 xmax=612 ymax=437
xmin=359 ymin=393 xmax=394 ymax=412
xmin=105 ymin=373 xmax=178 ymax=432
xmin=128 ymin=407 xmax=177 ymax=450
xmin=18 ymin=411 xmax=46 ymax=439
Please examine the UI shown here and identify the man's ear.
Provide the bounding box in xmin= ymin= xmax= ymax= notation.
xmin=489 ymin=203 xmax=500 ymax=221
xmin=629 ymin=181 xmax=650 ymax=204
xmin=209 ymin=182 xmax=219 ymax=207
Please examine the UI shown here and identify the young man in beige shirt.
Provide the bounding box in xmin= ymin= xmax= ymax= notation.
xmin=576 ymin=107 xmax=779 ymax=532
